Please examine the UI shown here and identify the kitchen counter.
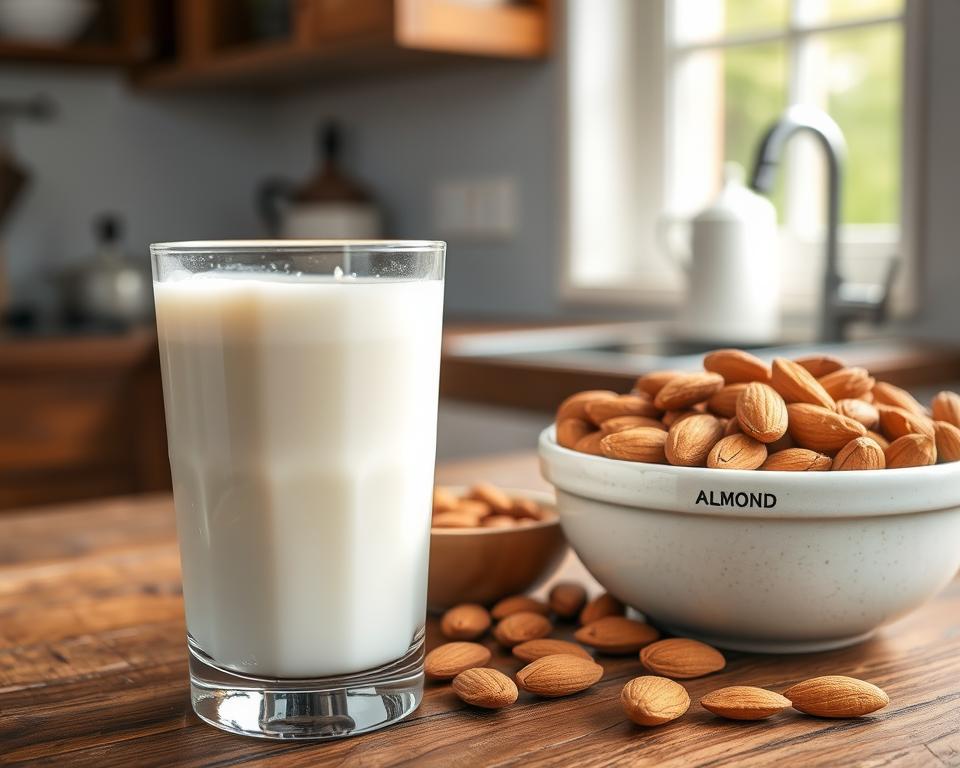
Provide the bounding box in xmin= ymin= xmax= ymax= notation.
xmin=2 ymin=452 xmax=959 ymax=767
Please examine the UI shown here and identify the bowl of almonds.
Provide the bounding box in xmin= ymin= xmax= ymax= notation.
xmin=539 ymin=349 xmax=960 ymax=652
xmin=427 ymin=484 xmax=567 ymax=612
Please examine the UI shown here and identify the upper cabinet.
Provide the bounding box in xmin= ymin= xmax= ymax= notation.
xmin=145 ymin=0 xmax=551 ymax=90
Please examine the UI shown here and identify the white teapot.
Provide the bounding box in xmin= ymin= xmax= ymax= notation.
xmin=660 ymin=164 xmax=780 ymax=344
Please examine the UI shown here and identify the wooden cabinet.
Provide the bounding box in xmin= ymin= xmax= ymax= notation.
xmin=0 ymin=332 xmax=169 ymax=511
xmin=135 ymin=0 xmax=550 ymax=90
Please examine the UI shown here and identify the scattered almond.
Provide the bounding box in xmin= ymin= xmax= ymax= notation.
xmin=512 ymin=638 xmax=592 ymax=662
xmin=703 ymin=349 xmax=771 ymax=384
xmin=452 ymin=667 xmax=518 ymax=709
xmin=621 ymin=676 xmax=690 ymax=726
xmin=549 ymin=582 xmax=588 ymax=619
xmin=885 ymin=433 xmax=937 ymax=468
xmin=818 ymin=367 xmax=875 ymax=400
xmin=574 ymin=431 xmax=605 ymax=456
xmin=493 ymin=611 xmax=553 ymax=647
xmin=932 ymin=391 xmax=960 ymax=428
xmin=580 ymin=592 xmax=625 ymax=625
xmin=639 ymin=638 xmax=725 ymax=679
xmin=832 ymin=437 xmax=886 ymax=471
xmin=787 ymin=403 xmax=866 ymax=453
xmin=635 ymin=370 xmax=683 ymax=397
xmin=836 ymin=398 xmax=880 ymax=429
xmin=654 ymin=372 xmax=725 ymax=411
xmin=557 ymin=417 xmax=593 ymax=449
xmin=515 ymin=654 xmax=604 ymax=698
xmin=585 ymin=394 xmax=660 ymax=425
xmin=665 ymin=414 xmax=725 ymax=467
xmin=424 ymin=642 xmax=492 ymax=679
xmin=783 ymin=675 xmax=889 ymax=718
xmin=877 ymin=405 xmax=935 ymax=440
xmin=441 ymin=604 xmax=492 ymax=641
xmin=934 ymin=420 xmax=960 ymax=462
xmin=761 ymin=447 xmax=833 ymax=471
xmin=600 ymin=427 xmax=668 ymax=463
xmin=600 ymin=415 xmax=667 ymax=435
xmin=736 ymin=382 xmax=788 ymax=444
xmin=706 ymin=434 xmax=768 ymax=470
xmin=771 ymin=358 xmax=837 ymax=410
xmin=556 ymin=390 xmax=618 ymax=421
xmin=707 ymin=383 xmax=749 ymax=418
xmin=793 ymin=354 xmax=845 ymax=378
xmin=491 ymin=595 xmax=550 ymax=620
xmin=573 ymin=616 xmax=659 ymax=654
xmin=872 ymin=381 xmax=927 ymax=416
xmin=700 ymin=686 xmax=791 ymax=721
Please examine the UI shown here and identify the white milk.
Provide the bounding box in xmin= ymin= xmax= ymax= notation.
xmin=154 ymin=273 xmax=443 ymax=678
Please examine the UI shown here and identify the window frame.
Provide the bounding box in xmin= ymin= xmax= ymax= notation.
xmin=559 ymin=0 xmax=925 ymax=316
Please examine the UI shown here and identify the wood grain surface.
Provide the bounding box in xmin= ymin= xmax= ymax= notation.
xmin=1 ymin=453 xmax=958 ymax=767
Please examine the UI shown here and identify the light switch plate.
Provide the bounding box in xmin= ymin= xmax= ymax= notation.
xmin=432 ymin=176 xmax=518 ymax=241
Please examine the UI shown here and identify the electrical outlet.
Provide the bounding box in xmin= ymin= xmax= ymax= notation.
xmin=432 ymin=176 xmax=518 ymax=240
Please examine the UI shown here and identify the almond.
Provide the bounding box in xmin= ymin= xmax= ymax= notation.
xmin=787 ymin=403 xmax=866 ymax=453
xmin=771 ymin=358 xmax=836 ymax=409
xmin=707 ymin=383 xmax=749 ymax=418
xmin=556 ymin=390 xmax=618 ymax=421
xmin=512 ymin=638 xmax=592 ymax=662
xmin=432 ymin=509 xmax=483 ymax=528
xmin=557 ymin=417 xmax=593 ymax=449
xmin=580 ymin=592 xmax=625 ymax=625
xmin=424 ymin=642 xmax=492 ymax=679
xmin=665 ymin=414 xmax=724 ymax=467
xmin=932 ymin=391 xmax=960 ymax=428
xmin=509 ymin=497 xmax=543 ymax=520
xmin=452 ymin=667 xmax=518 ymax=709
xmin=600 ymin=415 xmax=666 ymax=436
xmin=574 ymin=431 xmax=605 ymax=456
xmin=639 ymin=638 xmax=725 ymax=679
xmin=818 ymin=367 xmax=875 ymax=400
xmin=700 ymin=686 xmax=791 ymax=721
xmin=549 ymin=582 xmax=588 ymax=619
xmin=832 ymin=437 xmax=886 ymax=471
xmin=736 ymin=382 xmax=788 ymax=444
xmin=706 ymin=434 xmax=767 ymax=470
xmin=635 ymin=370 xmax=683 ymax=397
xmin=433 ymin=487 xmax=459 ymax=513
xmin=724 ymin=417 xmax=743 ymax=436
xmin=934 ymin=420 xmax=960 ymax=462
xmin=441 ymin=604 xmax=492 ymax=641
xmin=621 ymin=676 xmax=690 ymax=726
xmin=873 ymin=381 xmax=927 ymax=415
xmin=703 ymin=349 xmax=771 ymax=383
xmin=663 ymin=409 xmax=699 ymax=427
xmin=761 ymin=447 xmax=833 ymax=471
xmin=794 ymin=354 xmax=845 ymax=378
xmin=836 ymin=398 xmax=880 ymax=429
xmin=867 ymin=430 xmax=890 ymax=450
xmin=482 ymin=514 xmax=517 ymax=528
xmin=453 ymin=499 xmax=491 ymax=519
xmin=491 ymin=595 xmax=550 ymax=620
xmin=877 ymin=405 xmax=935 ymax=440
xmin=600 ymin=427 xmax=668 ymax=464
xmin=468 ymin=483 xmax=513 ymax=514
xmin=767 ymin=431 xmax=795 ymax=453
xmin=654 ymin=372 xmax=725 ymax=411
xmin=885 ymin=433 xmax=937 ymax=468
xmin=783 ymin=675 xmax=889 ymax=717
xmin=574 ymin=616 xmax=659 ymax=654
xmin=493 ymin=611 xmax=553 ymax=647
xmin=585 ymin=394 xmax=660 ymax=425
xmin=515 ymin=654 xmax=604 ymax=697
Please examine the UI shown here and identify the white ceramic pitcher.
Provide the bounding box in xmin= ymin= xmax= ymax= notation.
xmin=660 ymin=164 xmax=780 ymax=344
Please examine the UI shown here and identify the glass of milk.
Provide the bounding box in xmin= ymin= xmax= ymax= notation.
xmin=151 ymin=240 xmax=445 ymax=739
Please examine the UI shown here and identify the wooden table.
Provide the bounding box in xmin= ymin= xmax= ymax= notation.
xmin=2 ymin=453 xmax=959 ymax=767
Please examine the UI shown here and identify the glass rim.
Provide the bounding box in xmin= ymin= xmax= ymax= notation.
xmin=150 ymin=239 xmax=445 ymax=255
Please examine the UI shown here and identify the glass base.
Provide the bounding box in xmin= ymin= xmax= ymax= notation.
xmin=188 ymin=630 xmax=424 ymax=740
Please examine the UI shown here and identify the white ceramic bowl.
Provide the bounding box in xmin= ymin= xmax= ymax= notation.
xmin=539 ymin=427 xmax=960 ymax=653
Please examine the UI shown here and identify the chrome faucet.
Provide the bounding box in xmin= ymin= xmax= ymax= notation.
xmin=749 ymin=104 xmax=898 ymax=343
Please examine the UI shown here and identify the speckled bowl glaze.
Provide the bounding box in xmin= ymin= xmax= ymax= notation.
xmin=539 ymin=427 xmax=960 ymax=653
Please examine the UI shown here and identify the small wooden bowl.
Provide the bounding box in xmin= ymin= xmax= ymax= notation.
xmin=427 ymin=488 xmax=567 ymax=613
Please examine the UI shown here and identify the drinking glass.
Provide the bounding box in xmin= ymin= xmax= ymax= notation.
xmin=151 ymin=240 xmax=445 ymax=739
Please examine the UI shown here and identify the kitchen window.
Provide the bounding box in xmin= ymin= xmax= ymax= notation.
xmin=563 ymin=0 xmax=922 ymax=316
